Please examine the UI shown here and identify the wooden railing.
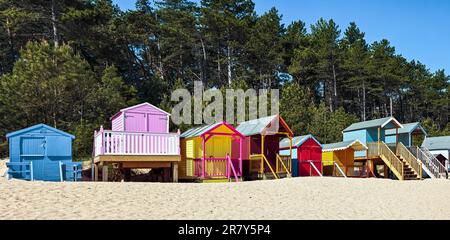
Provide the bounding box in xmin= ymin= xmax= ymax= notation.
xmin=249 ymin=154 xmax=279 ymax=179
xmin=193 ymin=155 xmax=241 ymax=181
xmin=6 ymin=162 xmax=33 ymax=181
xmin=367 ymin=142 xmax=404 ymax=180
xmin=276 ymin=154 xmax=291 ymax=175
xmin=94 ymin=130 xmax=180 ymax=156
xmin=396 ymin=142 xmax=422 ymax=179
xmin=226 ymin=154 xmax=240 ymax=182
xmin=367 ymin=142 xmax=380 ymax=158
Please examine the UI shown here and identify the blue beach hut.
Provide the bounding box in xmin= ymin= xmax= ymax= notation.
xmin=385 ymin=122 xmax=427 ymax=147
xmin=6 ymin=124 xmax=81 ymax=181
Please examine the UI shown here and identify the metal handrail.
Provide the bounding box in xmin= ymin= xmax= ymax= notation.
xmin=417 ymin=147 xmax=448 ymax=179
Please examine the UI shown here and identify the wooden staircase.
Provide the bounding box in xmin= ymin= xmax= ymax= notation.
xmin=396 ymin=142 xmax=422 ymax=180
xmin=368 ymin=142 xmax=422 ymax=181
xmin=399 ymin=158 xmax=420 ymax=180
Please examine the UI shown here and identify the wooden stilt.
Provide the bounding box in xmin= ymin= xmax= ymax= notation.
xmin=172 ymin=162 xmax=178 ymax=183
xmin=94 ymin=164 xmax=98 ymax=182
xmin=102 ymin=165 xmax=108 ymax=182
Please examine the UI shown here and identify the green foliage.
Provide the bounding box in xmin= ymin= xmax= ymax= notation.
xmin=0 ymin=41 xmax=135 ymax=159
xmin=280 ymin=82 xmax=358 ymax=143
xmin=0 ymin=0 xmax=448 ymax=157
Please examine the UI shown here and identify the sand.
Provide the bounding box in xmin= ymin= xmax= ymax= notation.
xmin=1 ymin=163 xmax=450 ymax=220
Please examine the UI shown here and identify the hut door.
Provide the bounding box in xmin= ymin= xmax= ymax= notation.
xmin=125 ymin=112 xmax=147 ymax=132
xmin=20 ymin=137 xmax=45 ymax=180
xmin=147 ymin=114 xmax=168 ymax=133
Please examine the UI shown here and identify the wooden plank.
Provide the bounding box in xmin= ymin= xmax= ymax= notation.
xmin=122 ymin=161 xmax=171 ymax=168
xmin=95 ymin=155 xmax=180 ymax=162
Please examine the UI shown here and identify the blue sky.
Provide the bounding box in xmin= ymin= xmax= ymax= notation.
xmin=113 ymin=0 xmax=450 ymax=73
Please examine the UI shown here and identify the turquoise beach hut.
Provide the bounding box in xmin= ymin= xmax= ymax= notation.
xmin=6 ymin=124 xmax=81 ymax=181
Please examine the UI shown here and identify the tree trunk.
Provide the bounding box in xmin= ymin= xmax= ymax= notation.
xmin=362 ymin=79 xmax=366 ymax=121
xmin=217 ymin=47 xmax=221 ymax=84
xmin=200 ymin=37 xmax=207 ymax=85
xmin=227 ymin=44 xmax=232 ymax=86
xmin=51 ymin=0 xmax=59 ymax=48
xmin=6 ymin=18 xmax=13 ymax=52
xmin=332 ymin=63 xmax=337 ymax=111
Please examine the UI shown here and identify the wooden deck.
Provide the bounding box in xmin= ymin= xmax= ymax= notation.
xmin=94 ymin=154 xmax=180 ymax=163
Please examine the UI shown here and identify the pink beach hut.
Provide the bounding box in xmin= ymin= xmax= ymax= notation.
xmin=93 ymin=103 xmax=180 ymax=182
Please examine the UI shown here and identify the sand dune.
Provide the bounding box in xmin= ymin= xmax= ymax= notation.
xmin=0 ymin=172 xmax=449 ymax=219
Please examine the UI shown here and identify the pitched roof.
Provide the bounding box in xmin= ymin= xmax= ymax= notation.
xmin=279 ymin=134 xmax=321 ymax=149
xmin=343 ymin=117 xmax=403 ymax=132
xmin=180 ymin=123 xmax=221 ymax=138
xmin=421 ymin=136 xmax=450 ymax=150
xmin=235 ymin=115 xmax=278 ymax=136
xmin=180 ymin=122 xmax=243 ymax=139
xmin=110 ymin=102 xmax=170 ymax=120
xmin=385 ymin=122 xmax=427 ymax=136
xmin=6 ymin=124 xmax=75 ymax=139
xmin=322 ymin=140 xmax=367 ymax=152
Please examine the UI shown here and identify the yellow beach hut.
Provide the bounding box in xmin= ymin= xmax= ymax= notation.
xmin=322 ymin=140 xmax=368 ymax=177
xmin=179 ymin=122 xmax=244 ymax=182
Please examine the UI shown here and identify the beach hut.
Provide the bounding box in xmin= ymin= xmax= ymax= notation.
xmin=110 ymin=102 xmax=169 ymax=133
xmin=179 ymin=122 xmax=244 ymax=182
xmin=385 ymin=122 xmax=427 ymax=147
xmin=279 ymin=135 xmax=322 ymax=177
xmin=422 ymin=136 xmax=450 ymax=171
xmin=93 ymin=102 xmax=180 ymax=182
xmin=343 ymin=117 xmax=403 ymax=158
xmin=233 ymin=115 xmax=293 ymax=179
xmin=342 ymin=118 xmax=432 ymax=180
xmin=322 ymin=140 xmax=368 ymax=177
xmin=6 ymin=124 xmax=81 ymax=181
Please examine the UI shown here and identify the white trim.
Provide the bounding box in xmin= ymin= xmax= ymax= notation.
xmin=381 ymin=117 xmax=403 ymax=129
xmin=59 ymin=161 xmax=64 ymax=182
xmin=322 ymin=140 xmax=368 ymax=152
xmin=122 ymin=112 xmax=126 ymax=131
xmin=166 ymin=117 xmax=169 ymax=133
xmin=416 ymin=126 xmax=427 ymax=136
xmin=120 ymin=102 xmax=170 ymax=116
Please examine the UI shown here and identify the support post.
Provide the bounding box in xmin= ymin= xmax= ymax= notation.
xmin=172 ymin=162 xmax=178 ymax=182
xmin=261 ymin=135 xmax=265 ymax=174
xmin=396 ymin=127 xmax=399 ymax=147
xmin=289 ymin=136 xmax=293 ymax=173
xmin=239 ymin=137 xmax=243 ymax=177
xmin=94 ymin=164 xmax=98 ymax=182
xmin=202 ymin=136 xmax=206 ymax=179
xmin=102 ymin=164 xmax=108 ymax=182
xmin=100 ymin=125 xmax=105 ymax=155
xmin=30 ymin=161 xmax=34 ymax=181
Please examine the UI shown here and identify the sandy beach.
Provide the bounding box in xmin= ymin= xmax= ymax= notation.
xmin=1 ymin=161 xmax=450 ymax=220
